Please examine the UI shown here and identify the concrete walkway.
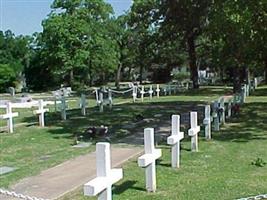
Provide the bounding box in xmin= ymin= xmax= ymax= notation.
xmin=1 ymin=146 xmax=143 ymax=200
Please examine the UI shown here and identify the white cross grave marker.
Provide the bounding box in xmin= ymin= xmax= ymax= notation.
xmin=61 ymin=96 xmax=67 ymax=120
xmin=203 ymin=105 xmax=211 ymax=140
xmin=212 ymin=101 xmax=220 ymax=131
xmin=33 ymin=99 xmax=49 ymax=127
xmin=99 ymin=92 xmax=104 ymax=112
xmin=138 ymin=128 xmax=162 ymax=192
xmin=156 ymin=84 xmax=160 ymax=98
xmin=149 ymin=85 xmax=153 ymax=99
xmin=0 ymin=102 xmax=18 ymax=133
xmin=132 ymin=86 xmax=137 ymax=102
xmin=108 ymin=89 xmax=113 ymax=109
xmin=188 ymin=112 xmax=200 ymax=152
xmin=227 ymin=99 xmax=232 ymax=118
xmin=219 ymin=97 xmax=225 ymax=125
xmin=167 ymin=115 xmax=184 ymax=168
xmin=140 ymin=86 xmax=145 ymax=102
xmin=80 ymin=94 xmax=87 ymax=116
xmin=84 ymin=142 xmax=123 ymax=200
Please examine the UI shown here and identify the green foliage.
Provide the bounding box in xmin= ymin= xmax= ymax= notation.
xmin=251 ymin=158 xmax=266 ymax=167
xmin=0 ymin=30 xmax=29 ymax=91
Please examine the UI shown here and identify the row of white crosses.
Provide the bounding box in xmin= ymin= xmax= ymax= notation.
xmin=84 ymin=112 xmax=201 ymax=200
xmin=137 ymin=84 xmax=160 ymax=102
xmin=0 ymin=100 xmax=50 ymax=133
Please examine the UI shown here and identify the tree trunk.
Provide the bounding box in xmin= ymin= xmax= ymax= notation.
xmin=139 ymin=64 xmax=143 ymax=84
xmin=69 ymin=69 xmax=74 ymax=86
xmin=187 ymin=36 xmax=199 ymax=89
xmin=115 ymin=63 xmax=123 ymax=89
xmin=233 ymin=67 xmax=241 ymax=93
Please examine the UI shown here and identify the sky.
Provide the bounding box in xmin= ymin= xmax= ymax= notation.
xmin=0 ymin=0 xmax=132 ymax=36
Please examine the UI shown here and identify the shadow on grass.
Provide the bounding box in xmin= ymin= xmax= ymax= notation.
xmin=213 ymin=102 xmax=267 ymax=143
xmin=113 ymin=180 xmax=146 ymax=194
xmin=251 ymin=86 xmax=267 ymax=96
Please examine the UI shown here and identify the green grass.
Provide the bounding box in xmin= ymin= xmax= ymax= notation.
xmin=0 ymin=86 xmax=235 ymax=190
xmin=60 ymin=86 xmax=267 ymax=200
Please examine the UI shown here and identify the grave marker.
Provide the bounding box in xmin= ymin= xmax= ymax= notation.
xmin=0 ymin=102 xmax=18 ymax=133
xmin=167 ymin=115 xmax=184 ymax=168
xmin=99 ymin=92 xmax=104 ymax=112
xmin=188 ymin=112 xmax=200 ymax=152
xmin=61 ymin=96 xmax=67 ymax=120
xmin=84 ymin=143 xmax=123 ymax=200
xmin=33 ymin=99 xmax=49 ymax=127
xmin=140 ymin=86 xmax=145 ymax=102
xmin=149 ymin=85 xmax=153 ymax=99
xmin=108 ymin=89 xmax=113 ymax=109
xmin=219 ymin=97 xmax=225 ymax=125
xmin=203 ymin=105 xmax=211 ymax=140
xmin=156 ymin=84 xmax=160 ymax=98
xmin=212 ymin=101 xmax=220 ymax=131
xmin=227 ymin=99 xmax=232 ymax=118
xmin=138 ymin=128 xmax=162 ymax=192
xmin=80 ymin=94 xmax=87 ymax=116
xmin=132 ymin=86 xmax=137 ymax=102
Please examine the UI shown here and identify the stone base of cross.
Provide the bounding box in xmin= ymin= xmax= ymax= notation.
xmin=0 ymin=102 xmax=18 ymax=133
xmin=203 ymin=105 xmax=211 ymax=140
xmin=138 ymin=128 xmax=162 ymax=192
xmin=188 ymin=112 xmax=200 ymax=152
xmin=167 ymin=115 xmax=184 ymax=168
xmin=33 ymin=99 xmax=49 ymax=127
xmin=84 ymin=143 xmax=123 ymax=200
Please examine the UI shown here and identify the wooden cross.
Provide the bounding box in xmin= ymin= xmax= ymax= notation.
xmin=203 ymin=105 xmax=211 ymax=140
xmin=0 ymin=102 xmax=18 ymax=133
xmin=132 ymin=86 xmax=137 ymax=102
xmin=84 ymin=143 xmax=123 ymax=200
xmin=33 ymin=99 xmax=49 ymax=127
xmin=188 ymin=112 xmax=200 ymax=152
xmin=138 ymin=128 xmax=162 ymax=192
xmin=167 ymin=115 xmax=184 ymax=168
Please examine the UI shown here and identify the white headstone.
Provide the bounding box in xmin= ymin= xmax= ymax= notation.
xmin=0 ymin=102 xmax=18 ymax=133
xmin=33 ymin=99 xmax=49 ymax=127
xmin=95 ymin=89 xmax=100 ymax=106
xmin=84 ymin=143 xmax=123 ymax=200
xmin=61 ymin=97 xmax=67 ymax=120
xmin=188 ymin=112 xmax=200 ymax=152
xmin=156 ymin=84 xmax=160 ymax=98
xmin=149 ymin=85 xmax=153 ymax=99
xmin=81 ymin=94 xmax=87 ymax=116
xmin=140 ymin=86 xmax=145 ymax=102
xmin=254 ymin=78 xmax=258 ymax=88
xmin=203 ymin=105 xmax=211 ymax=140
xmin=167 ymin=115 xmax=184 ymax=168
xmin=138 ymin=128 xmax=162 ymax=192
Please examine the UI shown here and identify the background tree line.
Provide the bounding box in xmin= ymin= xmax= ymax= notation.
xmin=0 ymin=0 xmax=266 ymax=92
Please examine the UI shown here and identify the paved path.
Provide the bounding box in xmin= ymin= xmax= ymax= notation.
xmin=1 ymin=146 xmax=143 ymax=200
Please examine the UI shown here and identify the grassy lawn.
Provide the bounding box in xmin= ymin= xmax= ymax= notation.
xmin=0 ymin=86 xmax=232 ymax=189
xmin=60 ymin=86 xmax=267 ymax=200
